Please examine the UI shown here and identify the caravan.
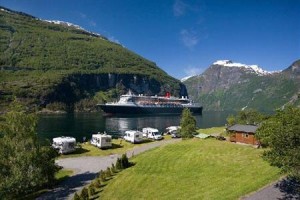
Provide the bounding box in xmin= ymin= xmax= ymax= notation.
xmin=91 ymin=133 xmax=112 ymax=149
xmin=142 ymin=127 xmax=163 ymax=140
xmin=124 ymin=130 xmax=143 ymax=143
xmin=52 ymin=136 xmax=76 ymax=154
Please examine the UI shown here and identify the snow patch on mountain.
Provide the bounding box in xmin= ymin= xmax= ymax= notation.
xmin=44 ymin=20 xmax=83 ymax=30
xmin=0 ymin=7 xmax=11 ymax=13
xmin=213 ymin=60 xmax=280 ymax=75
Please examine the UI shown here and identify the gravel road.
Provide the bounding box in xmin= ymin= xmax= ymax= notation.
xmin=36 ymin=139 xmax=180 ymax=200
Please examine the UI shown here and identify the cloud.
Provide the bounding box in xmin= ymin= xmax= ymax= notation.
xmin=180 ymin=29 xmax=199 ymax=48
xmin=173 ymin=0 xmax=189 ymax=16
xmin=184 ymin=66 xmax=204 ymax=77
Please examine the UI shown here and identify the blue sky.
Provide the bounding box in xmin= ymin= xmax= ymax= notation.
xmin=0 ymin=0 xmax=299 ymax=79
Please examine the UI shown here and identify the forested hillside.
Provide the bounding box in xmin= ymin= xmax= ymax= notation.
xmin=0 ymin=7 xmax=186 ymax=112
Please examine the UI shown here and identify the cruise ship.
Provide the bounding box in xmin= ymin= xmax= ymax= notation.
xmin=98 ymin=91 xmax=202 ymax=115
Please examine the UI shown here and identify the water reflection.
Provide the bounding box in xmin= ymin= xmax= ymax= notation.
xmin=38 ymin=111 xmax=233 ymax=142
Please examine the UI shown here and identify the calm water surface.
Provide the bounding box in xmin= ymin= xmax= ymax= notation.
xmin=37 ymin=111 xmax=234 ymax=141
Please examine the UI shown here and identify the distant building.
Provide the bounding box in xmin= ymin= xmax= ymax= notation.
xmin=227 ymin=124 xmax=259 ymax=146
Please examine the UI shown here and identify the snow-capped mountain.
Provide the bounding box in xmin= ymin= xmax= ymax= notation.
xmin=212 ymin=60 xmax=280 ymax=76
xmin=44 ymin=20 xmax=103 ymax=37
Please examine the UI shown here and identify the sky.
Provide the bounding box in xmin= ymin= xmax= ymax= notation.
xmin=0 ymin=0 xmax=299 ymax=79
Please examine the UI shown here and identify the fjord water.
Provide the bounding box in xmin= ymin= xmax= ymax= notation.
xmin=37 ymin=111 xmax=233 ymax=142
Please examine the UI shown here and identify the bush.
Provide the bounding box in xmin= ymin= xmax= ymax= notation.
xmin=88 ymin=183 xmax=96 ymax=196
xmin=73 ymin=192 xmax=80 ymax=200
xmin=105 ymin=167 xmax=112 ymax=177
xmin=80 ymin=187 xmax=89 ymax=200
xmin=93 ymin=178 xmax=101 ymax=188
xmin=99 ymin=170 xmax=106 ymax=182
xmin=121 ymin=153 xmax=130 ymax=168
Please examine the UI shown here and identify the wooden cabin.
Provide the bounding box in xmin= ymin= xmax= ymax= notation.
xmin=227 ymin=124 xmax=259 ymax=145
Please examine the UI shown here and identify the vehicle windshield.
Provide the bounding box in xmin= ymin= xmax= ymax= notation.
xmin=154 ymin=132 xmax=160 ymax=135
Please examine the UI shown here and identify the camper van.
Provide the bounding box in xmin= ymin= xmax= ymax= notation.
xmin=52 ymin=136 xmax=76 ymax=154
xmin=124 ymin=130 xmax=143 ymax=143
xmin=142 ymin=127 xmax=163 ymax=140
xmin=165 ymin=126 xmax=181 ymax=138
xmin=91 ymin=133 xmax=112 ymax=149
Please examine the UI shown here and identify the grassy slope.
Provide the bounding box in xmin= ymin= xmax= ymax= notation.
xmin=0 ymin=7 xmax=181 ymax=111
xmin=100 ymin=139 xmax=280 ymax=200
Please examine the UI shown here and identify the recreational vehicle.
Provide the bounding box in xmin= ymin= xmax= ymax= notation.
xmin=91 ymin=133 xmax=112 ymax=149
xmin=124 ymin=130 xmax=143 ymax=143
xmin=52 ymin=136 xmax=76 ymax=154
xmin=142 ymin=127 xmax=163 ymax=140
xmin=165 ymin=126 xmax=181 ymax=138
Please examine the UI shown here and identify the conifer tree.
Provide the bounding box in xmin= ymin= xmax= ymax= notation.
xmin=180 ymin=108 xmax=197 ymax=138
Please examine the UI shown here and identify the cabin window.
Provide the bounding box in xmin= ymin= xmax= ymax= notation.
xmin=243 ymin=133 xmax=249 ymax=138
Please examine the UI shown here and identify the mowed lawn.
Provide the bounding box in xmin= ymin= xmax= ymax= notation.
xmin=100 ymin=139 xmax=281 ymax=200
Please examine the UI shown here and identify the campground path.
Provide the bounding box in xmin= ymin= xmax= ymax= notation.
xmin=36 ymin=139 xmax=180 ymax=200
xmin=242 ymin=177 xmax=300 ymax=200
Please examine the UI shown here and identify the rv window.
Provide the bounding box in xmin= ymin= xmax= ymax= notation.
xmin=106 ymin=138 xmax=111 ymax=142
xmin=68 ymin=143 xmax=75 ymax=148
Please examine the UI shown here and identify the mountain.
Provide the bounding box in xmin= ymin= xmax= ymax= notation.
xmin=0 ymin=6 xmax=186 ymax=112
xmin=183 ymin=60 xmax=300 ymax=111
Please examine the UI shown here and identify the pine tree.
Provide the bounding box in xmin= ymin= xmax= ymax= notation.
xmin=180 ymin=108 xmax=197 ymax=138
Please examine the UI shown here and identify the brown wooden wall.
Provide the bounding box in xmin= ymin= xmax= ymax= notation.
xmin=229 ymin=131 xmax=259 ymax=145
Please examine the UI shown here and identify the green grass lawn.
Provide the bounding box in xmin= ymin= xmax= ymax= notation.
xmin=197 ymin=126 xmax=226 ymax=135
xmin=58 ymin=136 xmax=173 ymax=158
xmin=100 ymin=139 xmax=281 ymax=200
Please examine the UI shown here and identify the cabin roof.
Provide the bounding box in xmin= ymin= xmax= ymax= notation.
xmin=227 ymin=124 xmax=258 ymax=133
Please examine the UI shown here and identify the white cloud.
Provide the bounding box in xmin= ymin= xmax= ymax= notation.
xmin=173 ymin=0 xmax=188 ymax=16
xmin=180 ymin=29 xmax=199 ymax=48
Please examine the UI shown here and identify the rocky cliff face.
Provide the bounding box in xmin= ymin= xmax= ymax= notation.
xmin=43 ymin=73 xmax=187 ymax=109
xmin=184 ymin=60 xmax=300 ymax=111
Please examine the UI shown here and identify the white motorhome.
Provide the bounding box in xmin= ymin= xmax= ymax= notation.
xmin=124 ymin=130 xmax=143 ymax=143
xmin=165 ymin=126 xmax=181 ymax=138
xmin=52 ymin=136 xmax=76 ymax=154
xmin=142 ymin=127 xmax=163 ymax=140
xmin=91 ymin=133 xmax=112 ymax=149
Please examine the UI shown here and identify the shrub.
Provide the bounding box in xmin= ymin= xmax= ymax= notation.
xmin=116 ymin=157 xmax=123 ymax=170
xmin=121 ymin=153 xmax=130 ymax=168
xmin=88 ymin=183 xmax=96 ymax=196
xmin=93 ymin=178 xmax=101 ymax=188
xmin=105 ymin=167 xmax=112 ymax=177
xmin=99 ymin=170 xmax=106 ymax=182
xmin=73 ymin=192 xmax=80 ymax=200
xmin=80 ymin=187 xmax=89 ymax=200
